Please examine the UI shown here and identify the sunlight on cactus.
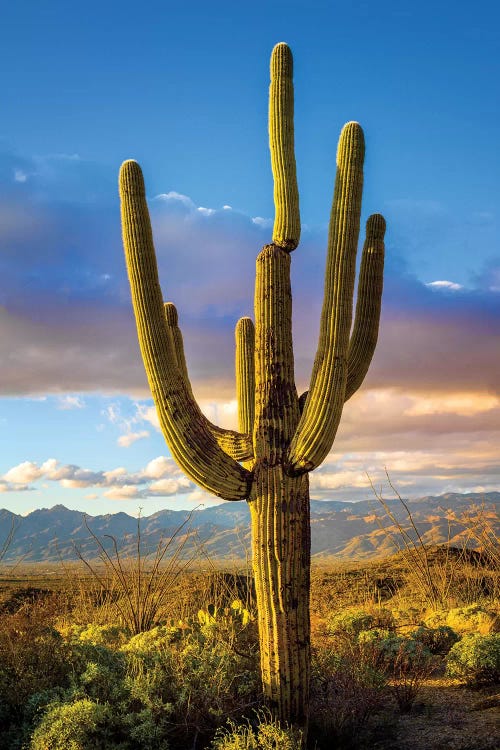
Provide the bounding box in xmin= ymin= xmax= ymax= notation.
xmin=119 ymin=42 xmax=385 ymax=728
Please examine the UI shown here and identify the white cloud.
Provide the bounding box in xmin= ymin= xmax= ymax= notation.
xmin=1 ymin=455 xmax=194 ymax=499
xmin=103 ymin=485 xmax=143 ymax=500
xmin=143 ymin=456 xmax=179 ymax=479
xmin=149 ymin=476 xmax=192 ymax=495
xmin=154 ymin=191 xmax=195 ymax=208
xmin=426 ymin=280 xmax=463 ymax=291
xmin=14 ymin=169 xmax=27 ymax=183
xmin=103 ymin=467 xmax=128 ymax=480
xmin=252 ymin=216 xmax=272 ymax=228
xmin=199 ymin=399 xmax=238 ymax=429
xmin=57 ymin=395 xmax=85 ymax=410
xmin=117 ymin=430 xmax=150 ymax=447
xmin=134 ymin=403 xmax=160 ymax=430
xmin=4 ymin=461 xmax=44 ymax=484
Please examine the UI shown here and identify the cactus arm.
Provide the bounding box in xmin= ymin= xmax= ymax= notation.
xmin=296 ymin=213 xmax=385 ymax=408
xmin=164 ymin=302 xmax=190 ymax=382
xmin=119 ymin=159 xmax=251 ymax=500
xmin=236 ymin=316 xmax=256 ymax=470
xmin=235 ymin=317 xmax=255 ymax=435
xmin=270 ymin=43 xmax=300 ymax=251
xmin=344 ymin=213 xmax=385 ymax=399
xmin=287 ymin=122 xmax=364 ymax=474
xmin=164 ymin=302 xmax=253 ymax=461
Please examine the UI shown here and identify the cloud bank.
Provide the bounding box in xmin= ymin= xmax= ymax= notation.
xmin=1 ymin=149 xmax=499 ymax=502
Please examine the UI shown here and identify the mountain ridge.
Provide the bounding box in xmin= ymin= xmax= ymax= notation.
xmin=1 ymin=492 xmax=498 ymax=563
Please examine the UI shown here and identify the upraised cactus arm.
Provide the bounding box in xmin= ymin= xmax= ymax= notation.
xmin=297 ymin=213 xmax=385 ymax=409
xmin=270 ymin=43 xmax=300 ymax=251
xmin=163 ymin=302 xmax=253 ymax=461
xmin=119 ymin=160 xmax=251 ymax=500
xmin=287 ymin=122 xmax=364 ymax=474
xmin=235 ymin=317 xmax=255 ymax=435
xmin=344 ymin=213 xmax=385 ymax=399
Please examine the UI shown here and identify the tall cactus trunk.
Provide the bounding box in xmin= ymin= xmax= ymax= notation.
xmin=250 ymin=240 xmax=311 ymax=725
xmin=250 ymin=468 xmax=310 ymax=725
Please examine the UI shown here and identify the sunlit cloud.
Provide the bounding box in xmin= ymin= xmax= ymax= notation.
xmin=117 ymin=430 xmax=150 ymax=447
xmin=404 ymin=392 xmax=499 ymax=417
xmin=0 ymin=149 xmax=499 ymax=505
xmin=1 ymin=455 xmax=195 ymax=500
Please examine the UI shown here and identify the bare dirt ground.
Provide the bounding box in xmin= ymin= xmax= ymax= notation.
xmin=367 ymin=679 xmax=499 ymax=750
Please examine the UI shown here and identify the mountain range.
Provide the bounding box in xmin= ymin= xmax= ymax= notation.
xmin=0 ymin=492 xmax=498 ymax=564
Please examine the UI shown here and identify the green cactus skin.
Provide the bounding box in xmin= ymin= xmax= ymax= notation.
xmin=236 ymin=316 xmax=255 ymax=471
xmin=119 ymin=42 xmax=385 ymax=729
xmin=297 ymin=213 xmax=386 ymax=412
xmin=120 ymin=162 xmax=252 ymax=497
xmin=270 ymin=43 xmax=300 ymax=250
xmin=164 ymin=301 xmax=253 ymax=461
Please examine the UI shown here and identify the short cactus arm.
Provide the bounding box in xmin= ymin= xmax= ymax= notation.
xmin=270 ymin=42 xmax=300 ymax=251
xmin=119 ymin=159 xmax=251 ymax=500
xmin=287 ymin=122 xmax=364 ymax=474
xmin=164 ymin=302 xmax=189 ymax=381
xmin=235 ymin=317 xmax=255 ymax=435
xmin=164 ymin=302 xmax=253 ymax=461
xmin=344 ymin=213 xmax=385 ymax=400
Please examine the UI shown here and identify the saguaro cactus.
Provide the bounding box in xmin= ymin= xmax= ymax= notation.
xmin=119 ymin=42 xmax=385 ymax=728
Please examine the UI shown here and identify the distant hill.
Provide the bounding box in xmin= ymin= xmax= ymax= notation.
xmin=0 ymin=492 xmax=498 ymax=564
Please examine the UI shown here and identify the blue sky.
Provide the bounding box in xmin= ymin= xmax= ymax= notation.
xmin=1 ymin=0 xmax=499 ymax=516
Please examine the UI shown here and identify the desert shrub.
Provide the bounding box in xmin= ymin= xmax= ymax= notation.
xmin=62 ymin=623 xmax=130 ymax=648
xmin=0 ymin=586 xmax=55 ymax=614
xmin=66 ymin=634 xmax=128 ymax=704
xmin=446 ymin=604 xmax=499 ymax=634
xmin=309 ymin=638 xmax=387 ymax=744
xmin=327 ymin=607 xmax=394 ymax=639
xmin=0 ymin=610 xmax=73 ymax=719
xmin=409 ymin=625 xmax=459 ymax=654
xmin=356 ymin=630 xmax=436 ymax=712
xmin=17 ymin=615 xmax=260 ymax=749
xmin=425 ymin=604 xmax=499 ymax=634
xmin=120 ymin=615 xmax=261 ymax=747
xmin=211 ymin=712 xmax=303 ymax=750
xmin=446 ymin=633 xmax=500 ymax=685
xmin=29 ymin=699 xmax=115 ymax=750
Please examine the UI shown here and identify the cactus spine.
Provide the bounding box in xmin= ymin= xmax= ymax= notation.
xmin=119 ymin=42 xmax=385 ymax=729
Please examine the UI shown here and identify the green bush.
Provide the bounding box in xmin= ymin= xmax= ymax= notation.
xmin=446 ymin=633 xmax=500 ymax=684
xmin=29 ymin=699 xmax=114 ymax=750
xmin=327 ymin=607 xmax=394 ymax=639
xmin=410 ymin=625 xmax=459 ymax=655
xmin=62 ymin=623 xmax=130 ymax=648
xmin=358 ymin=629 xmax=433 ymax=667
xmin=328 ymin=608 xmax=375 ymax=637
xmin=119 ymin=616 xmax=261 ymax=746
xmin=211 ymin=713 xmax=303 ymax=750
